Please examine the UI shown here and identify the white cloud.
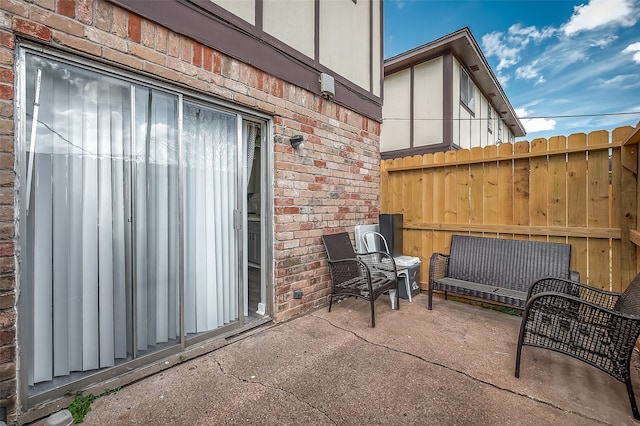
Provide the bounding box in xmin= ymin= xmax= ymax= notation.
xmin=482 ymin=24 xmax=554 ymax=71
xmin=482 ymin=32 xmax=520 ymax=71
xmin=588 ymin=34 xmax=618 ymax=48
xmin=515 ymin=107 xmax=557 ymax=133
xmin=602 ymin=74 xmax=635 ymax=85
xmin=496 ymin=72 xmax=510 ymax=88
xmin=623 ymin=42 xmax=640 ymax=64
xmin=515 ymin=63 xmax=541 ymax=80
xmin=515 ymin=61 xmax=547 ymax=85
xmin=563 ymin=0 xmax=639 ymax=36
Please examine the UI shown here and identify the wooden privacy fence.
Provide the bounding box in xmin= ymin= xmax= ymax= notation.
xmin=381 ymin=125 xmax=640 ymax=294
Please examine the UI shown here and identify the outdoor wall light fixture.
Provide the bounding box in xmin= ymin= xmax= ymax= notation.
xmin=290 ymin=135 xmax=304 ymax=149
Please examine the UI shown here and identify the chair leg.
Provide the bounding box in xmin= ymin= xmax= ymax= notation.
xmin=428 ymin=287 xmax=433 ymax=310
xmin=370 ymin=298 xmax=376 ymax=328
xmin=328 ymin=294 xmax=333 ymax=312
xmin=625 ymin=377 xmax=640 ymax=420
xmin=514 ymin=340 xmax=523 ymax=378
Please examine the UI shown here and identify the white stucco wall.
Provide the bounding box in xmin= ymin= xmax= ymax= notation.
xmin=319 ymin=0 xmax=370 ymax=90
xmin=380 ymin=69 xmax=411 ymax=152
xmin=413 ymin=57 xmax=443 ymax=147
xmin=212 ymin=0 xmax=255 ymax=24
xmin=263 ymin=1 xmax=314 ymax=58
xmin=372 ymin=0 xmax=381 ymax=97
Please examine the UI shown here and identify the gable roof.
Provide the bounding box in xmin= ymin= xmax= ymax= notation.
xmin=384 ymin=27 xmax=526 ymax=137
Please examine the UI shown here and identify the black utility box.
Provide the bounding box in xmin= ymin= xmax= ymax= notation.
xmin=379 ymin=213 xmax=403 ymax=258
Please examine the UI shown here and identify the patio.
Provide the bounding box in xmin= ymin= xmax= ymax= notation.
xmin=75 ymin=294 xmax=639 ymax=425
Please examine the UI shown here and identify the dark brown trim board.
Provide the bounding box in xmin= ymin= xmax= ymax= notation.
xmin=111 ymin=0 xmax=382 ymax=120
xmin=442 ymin=51 xmax=453 ymax=146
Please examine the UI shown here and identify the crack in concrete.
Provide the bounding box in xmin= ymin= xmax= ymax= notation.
xmin=212 ymin=356 xmax=337 ymax=425
xmin=312 ymin=313 xmax=614 ymax=426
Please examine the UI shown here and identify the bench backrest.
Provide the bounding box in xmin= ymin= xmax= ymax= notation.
xmin=447 ymin=235 xmax=572 ymax=292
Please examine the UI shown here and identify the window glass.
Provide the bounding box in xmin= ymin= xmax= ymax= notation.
xmin=460 ymin=67 xmax=475 ymax=112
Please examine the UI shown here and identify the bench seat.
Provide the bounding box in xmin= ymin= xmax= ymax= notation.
xmin=428 ymin=235 xmax=577 ymax=310
xmin=434 ymin=277 xmax=528 ymax=307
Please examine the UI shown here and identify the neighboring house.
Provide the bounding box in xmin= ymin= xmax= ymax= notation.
xmin=0 ymin=0 xmax=383 ymax=422
xmin=380 ymin=27 xmax=526 ymax=158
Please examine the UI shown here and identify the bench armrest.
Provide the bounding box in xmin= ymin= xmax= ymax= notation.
xmin=429 ymin=253 xmax=449 ymax=283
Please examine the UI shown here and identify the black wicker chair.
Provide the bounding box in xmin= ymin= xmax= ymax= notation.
xmin=321 ymin=232 xmax=399 ymax=327
xmin=515 ymin=274 xmax=640 ymax=420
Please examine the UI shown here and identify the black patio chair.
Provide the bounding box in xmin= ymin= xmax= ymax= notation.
xmin=515 ymin=274 xmax=640 ymax=420
xmin=321 ymin=232 xmax=399 ymax=327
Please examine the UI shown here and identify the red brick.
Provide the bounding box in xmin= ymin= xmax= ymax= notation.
xmin=203 ymin=47 xmax=213 ymax=71
xmin=0 ymin=85 xmax=12 ymax=101
xmin=13 ymin=18 xmax=52 ymax=42
xmin=155 ymin=26 xmax=167 ymax=52
xmin=128 ymin=13 xmax=141 ymax=43
xmin=193 ymin=42 xmax=202 ymax=67
xmin=0 ymin=69 xmax=12 ymax=84
xmin=0 ymin=33 xmax=14 ymax=49
xmin=77 ymin=0 xmax=93 ymax=24
xmin=180 ymin=38 xmax=192 ymax=62
xmin=94 ymin=0 xmax=112 ymax=31
xmin=0 ymin=245 xmax=15 ymax=256
xmin=213 ymin=51 xmax=221 ymax=74
xmin=0 ymin=345 xmax=14 ymax=364
xmin=57 ymin=0 xmax=76 ymax=18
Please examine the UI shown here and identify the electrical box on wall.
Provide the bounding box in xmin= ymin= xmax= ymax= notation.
xmin=320 ymin=73 xmax=335 ymax=99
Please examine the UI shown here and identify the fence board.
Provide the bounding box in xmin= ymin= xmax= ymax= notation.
xmin=421 ymin=153 xmax=435 ymax=286
xmin=567 ymin=133 xmax=588 ymax=284
xmin=380 ymin=159 xmax=391 ymax=212
xmin=403 ymin=156 xmax=417 ymax=227
xmin=469 ymin=147 xmax=484 ymax=237
xmin=587 ymin=130 xmax=610 ymax=290
xmin=513 ymin=141 xmax=530 ymax=240
xmin=483 ymin=145 xmax=498 ymax=238
xmin=432 ymin=152 xmax=447 ymax=257
xmin=456 ymin=149 xmax=470 ymax=227
xmin=530 ymin=138 xmax=548 ymax=242
xmin=613 ymin=126 xmax=637 ymax=291
xmin=497 ymin=143 xmax=514 ymax=239
xmin=548 ymin=136 xmax=567 ymax=245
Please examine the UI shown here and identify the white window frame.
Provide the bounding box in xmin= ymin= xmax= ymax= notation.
xmin=460 ymin=66 xmax=475 ymax=113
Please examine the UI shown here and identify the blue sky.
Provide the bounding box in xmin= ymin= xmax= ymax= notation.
xmin=384 ymin=0 xmax=640 ymax=141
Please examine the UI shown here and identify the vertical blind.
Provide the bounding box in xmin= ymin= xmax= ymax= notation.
xmin=22 ymin=53 xmax=239 ymax=388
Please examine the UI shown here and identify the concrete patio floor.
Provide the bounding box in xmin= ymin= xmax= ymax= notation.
xmin=70 ymin=294 xmax=640 ymax=425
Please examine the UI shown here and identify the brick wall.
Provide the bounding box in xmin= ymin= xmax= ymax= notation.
xmin=0 ymin=0 xmax=381 ymax=421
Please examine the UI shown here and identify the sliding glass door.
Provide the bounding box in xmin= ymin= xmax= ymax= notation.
xmin=19 ymin=50 xmax=244 ymax=398
xmin=182 ymin=102 xmax=238 ymax=334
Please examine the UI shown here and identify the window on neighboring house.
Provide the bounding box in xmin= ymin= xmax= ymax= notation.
xmin=487 ymin=106 xmax=493 ymax=132
xmin=460 ymin=66 xmax=475 ymax=113
xmin=497 ymin=121 xmax=503 ymax=143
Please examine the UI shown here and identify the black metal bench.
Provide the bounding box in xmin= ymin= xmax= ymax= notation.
xmin=428 ymin=235 xmax=579 ymax=310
